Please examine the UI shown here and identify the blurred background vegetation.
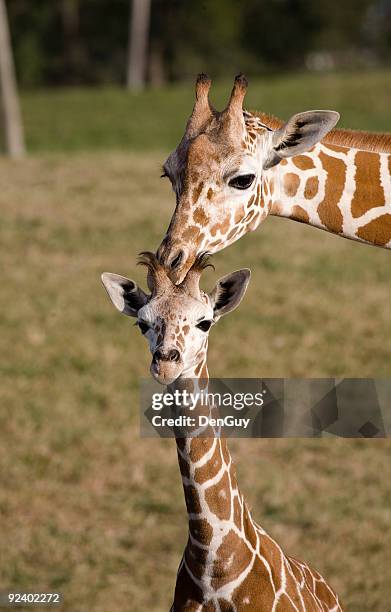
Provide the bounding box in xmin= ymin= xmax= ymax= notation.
xmin=6 ymin=0 xmax=391 ymax=87
xmin=0 ymin=2 xmax=390 ymax=611
xmin=1 ymin=0 xmax=390 ymax=155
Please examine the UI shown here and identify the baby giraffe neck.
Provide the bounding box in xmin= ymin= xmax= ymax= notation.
xmin=167 ymin=351 xmax=342 ymax=609
xmin=170 ymin=357 xmax=260 ymax=599
xmin=167 ymin=355 xmax=342 ymax=610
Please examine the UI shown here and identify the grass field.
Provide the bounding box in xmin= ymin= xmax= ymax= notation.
xmin=1 ymin=72 xmax=391 ymax=611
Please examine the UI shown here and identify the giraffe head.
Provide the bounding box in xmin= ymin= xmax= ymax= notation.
xmin=101 ymin=253 xmax=250 ymax=385
xmin=157 ymin=73 xmax=339 ymax=283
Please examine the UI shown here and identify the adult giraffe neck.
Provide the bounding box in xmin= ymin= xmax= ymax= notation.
xmin=267 ymin=142 xmax=391 ymax=248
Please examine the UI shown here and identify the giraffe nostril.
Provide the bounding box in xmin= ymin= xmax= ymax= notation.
xmin=153 ymin=348 xmax=180 ymax=363
xmin=168 ymin=349 xmax=181 ymax=362
xmin=153 ymin=349 xmax=163 ymax=363
xmin=156 ymin=238 xmax=169 ymax=263
xmin=169 ymin=250 xmax=184 ymax=270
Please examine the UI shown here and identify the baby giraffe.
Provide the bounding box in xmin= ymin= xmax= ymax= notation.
xmin=101 ymin=254 xmax=342 ymax=612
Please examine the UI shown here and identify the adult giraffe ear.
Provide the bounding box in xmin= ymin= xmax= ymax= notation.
xmin=101 ymin=273 xmax=149 ymax=317
xmin=209 ymin=269 xmax=251 ymax=320
xmin=263 ymin=110 xmax=340 ymax=170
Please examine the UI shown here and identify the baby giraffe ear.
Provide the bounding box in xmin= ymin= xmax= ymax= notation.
xmin=263 ymin=110 xmax=340 ymax=170
xmin=209 ymin=269 xmax=251 ymax=320
xmin=101 ymin=273 xmax=149 ymax=317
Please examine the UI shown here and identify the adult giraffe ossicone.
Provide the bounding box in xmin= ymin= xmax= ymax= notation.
xmin=157 ymin=73 xmax=391 ymax=284
xmin=101 ymin=255 xmax=343 ymax=611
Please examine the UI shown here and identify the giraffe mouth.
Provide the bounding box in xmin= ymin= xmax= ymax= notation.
xmin=156 ymin=240 xmax=197 ymax=285
xmin=168 ymin=264 xmax=193 ymax=285
xmin=150 ymin=359 xmax=184 ymax=385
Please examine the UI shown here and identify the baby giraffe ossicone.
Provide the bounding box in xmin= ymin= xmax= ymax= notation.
xmin=101 ymin=254 xmax=342 ymax=612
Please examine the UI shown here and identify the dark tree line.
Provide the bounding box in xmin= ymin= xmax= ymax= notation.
xmin=6 ymin=0 xmax=391 ymax=88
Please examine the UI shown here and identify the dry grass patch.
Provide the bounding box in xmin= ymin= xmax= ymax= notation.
xmin=0 ymin=152 xmax=390 ymax=611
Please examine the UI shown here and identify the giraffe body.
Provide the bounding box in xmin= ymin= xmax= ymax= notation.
xmin=101 ymin=255 xmax=343 ymax=611
xmin=156 ymin=74 xmax=391 ymax=284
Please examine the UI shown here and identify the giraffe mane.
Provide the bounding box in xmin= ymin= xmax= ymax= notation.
xmin=252 ymin=110 xmax=391 ymax=154
xmin=251 ymin=111 xmax=284 ymax=131
xmin=323 ymin=128 xmax=391 ymax=154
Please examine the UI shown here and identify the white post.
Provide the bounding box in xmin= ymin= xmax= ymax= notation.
xmin=126 ymin=0 xmax=151 ymax=90
xmin=0 ymin=0 xmax=25 ymax=158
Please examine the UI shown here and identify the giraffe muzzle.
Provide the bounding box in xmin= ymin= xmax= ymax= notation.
xmin=153 ymin=348 xmax=181 ymax=363
xmin=150 ymin=347 xmax=184 ymax=384
xmin=157 ymin=241 xmax=195 ymax=284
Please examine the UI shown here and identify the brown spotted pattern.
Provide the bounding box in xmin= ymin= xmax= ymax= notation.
xmin=266 ymin=136 xmax=390 ymax=247
xmin=317 ymin=151 xmax=345 ymax=234
xmin=351 ymin=151 xmax=386 ymax=217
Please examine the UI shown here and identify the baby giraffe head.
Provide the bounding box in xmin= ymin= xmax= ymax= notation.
xmin=101 ymin=253 xmax=250 ymax=385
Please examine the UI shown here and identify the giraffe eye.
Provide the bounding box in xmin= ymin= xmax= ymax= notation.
xmin=196 ymin=320 xmax=213 ymax=332
xmin=229 ymin=174 xmax=255 ymax=190
xmin=138 ymin=320 xmax=150 ymax=334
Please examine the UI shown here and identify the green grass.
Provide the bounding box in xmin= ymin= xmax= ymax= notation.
xmin=21 ymin=70 xmax=391 ymax=153
xmin=0 ymin=151 xmax=390 ymax=611
xmin=0 ymin=72 xmax=390 ymax=610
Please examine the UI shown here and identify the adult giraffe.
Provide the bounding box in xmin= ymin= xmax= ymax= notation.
xmin=157 ymin=74 xmax=391 ymax=283
xmin=101 ymin=254 xmax=343 ymax=611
